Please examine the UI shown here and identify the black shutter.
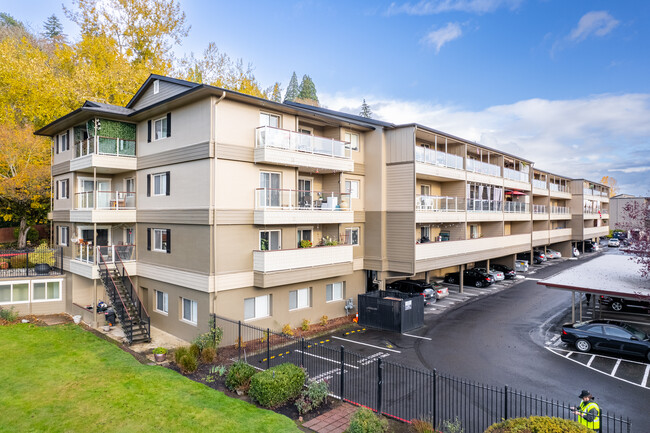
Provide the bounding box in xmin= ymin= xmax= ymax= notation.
xmin=166 ymin=229 xmax=171 ymax=253
xmin=65 ymin=227 xmax=69 ymax=246
xmin=147 ymin=174 xmax=151 ymax=197
xmin=55 ymin=226 xmax=58 ymax=245
xmin=147 ymin=120 xmax=152 ymax=142
xmin=65 ymin=132 xmax=70 ymax=151
xmin=55 ymin=135 xmax=59 ymax=154
xmin=147 ymin=228 xmax=151 ymax=251
xmin=165 ymin=171 xmax=170 ymax=196
xmin=166 ymin=113 xmax=171 ymax=137
xmin=55 ymin=181 xmax=59 ymax=200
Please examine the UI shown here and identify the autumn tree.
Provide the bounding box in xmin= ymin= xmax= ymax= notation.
xmin=359 ymin=99 xmax=372 ymax=118
xmin=600 ymin=176 xmax=619 ymax=197
xmin=270 ymin=82 xmax=282 ymax=102
xmin=297 ymin=75 xmax=318 ymax=104
xmin=621 ymin=199 xmax=650 ymax=281
xmin=0 ymin=123 xmax=50 ymax=247
xmin=284 ymin=72 xmax=299 ymax=102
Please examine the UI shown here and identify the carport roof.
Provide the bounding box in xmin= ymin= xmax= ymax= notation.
xmin=537 ymin=254 xmax=650 ymax=298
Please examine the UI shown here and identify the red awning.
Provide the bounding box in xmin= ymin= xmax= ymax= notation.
xmin=505 ymin=190 xmax=526 ymax=195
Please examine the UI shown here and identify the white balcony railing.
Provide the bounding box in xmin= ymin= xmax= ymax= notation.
xmin=75 ymin=191 xmax=136 ymax=210
xmin=533 ymin=204 xmax=547 ymax=214
xmin=503 ymin=167 xmax=529 ymax=182
xmin=255 ymin=126 xmax=351 ymax=159
xmin=504 ymin=202 xmax=529 ymax=213
xmin=414 ymin=147 xmax=464 ymax=170
xmin=74 ymin=244 xmax=135 ymax=264
xmin=416 ymin=195 xmax=465 ymax=212
xmin=254 ymin=189 xmax=350 ymax=211
xmin=467 ymin=200 xmax=503 ymax=212
xmin=549 ymin=183 xmax=569 ymax=193
xmin=533 ymin=179 xmax=547 ymax=190
xmin=466 ymin=159 xmax=501 ymax=177
xmin=550 ymin=206 xmax=570 ymax=214
xmin=253 ymin=244 xmax=353 ymax=273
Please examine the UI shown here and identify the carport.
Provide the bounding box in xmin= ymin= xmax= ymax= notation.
xmin=537 ymin=254 xmax=650 ymax=322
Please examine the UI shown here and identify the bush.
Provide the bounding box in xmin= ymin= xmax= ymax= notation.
xmin=201 ymin=347 xmax=216 ymax=364
xmin=225 ymin=361 xmax=256 ymax=392
xmin=249 ymin=363 xmax=306 ymax=408
xmin=32 ymin=244 xmax=55 ymax=266
xmin=301 ymin=319 xmax=310 ymax=331
xmin=346 ymin=407 xmax=388 ymax=433
xmin=192 ymin=316 xmax=223 ymax=351
xmin=174 ymin=347 xmax=190 ymax=364
xmin=410 ymin=419 xmax=435 ymax=433
xmin=189 ymin=343 xmax=201 ymax=361
xmin=295 ymin=379 xmax=329 ymax=415
xmin=177 ymin=354 xmax=197 ymax=374
xmin=484 ymin=416 xmax=592 ymax=433
xmin=10 ymin=254 xmax=34 ymax=268
xmin=441 ymin=416 xmax=462 ymax=433
xmin=320 ymin=315 xmax=328 ymax=326
xmin=13 ymin=227 xmax=39 ymax=243
xmin=282 ymin=324 xmax=294 ymax=336
xmin=0 ymin=306 xmax=19 ymax=322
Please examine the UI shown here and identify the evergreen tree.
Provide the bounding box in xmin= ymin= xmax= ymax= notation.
xmin=297 ymin=74 xmax=318 ymax=102
xmin=284 ymin=72 xmax=299 ymax=102
xmin=359 ymin=99 xmax=372 ymax=118
xmin=43 ymin=14 xmax=64 ymax=39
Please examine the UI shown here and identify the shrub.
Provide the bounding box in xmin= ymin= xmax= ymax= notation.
xmin=177 ymin=354 xmax=198 ymax=374
xmin=0 ymin=306 xmax=19 ymax=322
xmin=484 ymin=416 xmax=592 ymax=433
xmin=201 ymin=347 xmax=216 ymax=364
xmin=192 ymin=316 xmax=223 ymax=351
xmin=441 ymin=416 xmax=463 ymax=433
xmin=295 ymin=379 xmax=329 ymax=415
xmin=174 ymin=347 xmax=190 ymax=364
xmin=282 ymin=324 xmax=294 ymax=336
xmin=10 ymin=254 xmax=34 ymax=268
xmin=320 ymin=315 xmax=328 ymax=326
xmin=299 ymin=239 xmax=312 ymax=248
xmin=249 ymin=363 xmax=306 ymax=408
xmin=152 ymin=347 xmax=167 ymax=355
xmin=205 ymin=365 xmax=227 ymax=384
xmin=189 ymin=343 xmax=201 ymax=361
xmin=225 ymin=361 xmax=256 ymax=392
xmin=32 ymin=244 xmax=55 ymax=266
xmin=301 ymin=319 xmax=310 ymax=331
xmin=410 ymin=419 xmax=435 ymax=433
xmin=346 ymin=407 xmax=388 ymax=433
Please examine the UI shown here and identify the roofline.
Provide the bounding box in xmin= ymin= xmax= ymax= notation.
xmin=531 ymin=167 xmax=573 ymax=181
xmin=536 ymin=281 xmax=649 ymax=297
xmin=571 ymin=178 xmax=610 ymax=189
xmin=284 ymin=101 xmax=392 ymax=129
xmin=125 ymin=74 xmax=200 ymax=109
xmin=34 ymin=105 xmax=135 ymax=136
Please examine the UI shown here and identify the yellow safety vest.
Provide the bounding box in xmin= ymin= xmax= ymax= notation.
xmin=578 ymin=400 xmax=600 ymax=430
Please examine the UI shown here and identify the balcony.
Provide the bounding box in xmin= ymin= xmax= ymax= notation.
xmin=71 ymin=244 xmax=136 ymax=279
xmin=254 ymin=126 xmax=354 ymax=172
xmin=70 ymin=191 xmax=136 ymax=223
xmin=253 ymin=245 xmax=353 ymax=288
xmin=414 ymin=147 xmax=466 ymax=180
xmin=503 ymin=168 xmax=530 ymax=191
xmin=415 ymin=195 xmax=465 ymax=223
xmin=253 ymin=189 xmax=353 ymax=225
xmin=532 ymin=230 xmax=549 ymax=246
xmin=584 ymin=225 xmax=609 ymax=239
xmin=71 ymin=122 xmax=137 ymax=174
xmin=550 ymin=206 xmax=571 ymax=220
xmin=504 ymin=202 xmax=530 ymax=221
xmin=533 ymin=204 xmax=548 ymax=220
xmin=549 ymin=183 xmax=571 ymax=198
xmin=466 ymin=159 xmax=501 ymax=177
xmin=549 ymin=228 xmax=572 ymax=242
xmin=467 ymin=200 xmax=504 ymax=221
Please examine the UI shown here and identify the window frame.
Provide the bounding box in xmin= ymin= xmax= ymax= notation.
xmin=154 ymin=116 xmax=168 ymax=141
xmin=326 ymin=282 xmax=344 ymax=303
xmin=260 ymin=112 xmax=280 ymax=128
xmin=344 ymin=132 xmax=360 ymax=151
xmin=153 ymin=228 xmax=168 ymax=252
xmin=58 ymin=179 xmax=70 ymax=199
xmin=59 ymin=132 xmax=69 ymax=152
xmin=345 ymin=227 xmax=360 ymax=246
xmin=153 ymin=79 xmax=160 ymax=94
xmin=345 ymin=180 xmax=360 ymax=199
xmin=31 ymin=280 xmax=62 ymax=303
xmin=289 ymin=287 xmax=311 ymax=311
xmin=244 ymin=294 xmax=271 ymax=321
xmin=259 ymin=230 xmax=281 ymax=251
xmin=59 ymin=226 xmax=69 ymax=247
xmin=154 ymin=290 xmax=169 ymax=315
xmin=152 ymin=172 xmax=168 ymax=196
xmin=181 ymin=297 xmax=197 ymax=325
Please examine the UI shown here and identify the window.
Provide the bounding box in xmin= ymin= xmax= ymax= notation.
xmin=57 ymin=179 xmax=69 ymax=199
xmin=59 ymin=132 xmax=69 ymax=152
xmin=289 ymin=288 xmax=310 ymax=310
xmin=181 ymin=297 xmax=197 ymax=325
xmin=260 ymin=112 xmax=280 ymax=128
xmin=260 ymin=230 xmax=281 ymax=251
xmin=59 ymin=226 xmax=69 ymax=247
xmin=421 ymin=185 xmax=430 ymax=196
xmin=153 ymin=79 xmax=160 ymax=94
xmin=153 ymin=173 xmax=168 ymax=196
xmin=0 ymin=282 xmax=29 ymax=304
xmin=155 ymin=290 xmax=168 ymax=314
xmin=297 ymin=228 xmax=312 ymax=247
xmin=153 ymin=229 xmax=169 ymax=252
xmin=32 ymin=281 xmax=61 ymax=302
xmin=420 ymin=225 xmax=430 ymax=242
xmin=154 ymin=117 xmax=168 ymax=140
xmin=326 ymin=282 xmax=344 ymax=302
xmin=470 ymin=224 xmax=479 ymax=239
xmin=345 ymin=180 xmax=359 ymax=199
xmin=344 ymin=132 xmax=359 ymax=151
xmin=260 ymin=172 xmax=280 ymax=207
xmin=244 ymin=294 xmax=270 ymax=320
xmin=345 ymin=227 xmax=359 ymax=246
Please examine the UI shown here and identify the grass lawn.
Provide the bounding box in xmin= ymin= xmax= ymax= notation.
xmin=0 ymin=324 xmax=301 ymax=433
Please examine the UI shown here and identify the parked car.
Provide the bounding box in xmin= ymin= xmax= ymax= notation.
xmin=515 ymin=260 xmax=529 ymax=273
xmin=608 ymin=238 xmax=620 ymax=247
xmin=545 ymin=248 xmax=562 ymax=259
xmin=490 ymin=263 xmax=516 ymax=279
xmin=444 ymin=269 xmax=492 ymax=288
xmin=576 ymin=242 xmax=597 ymax=253
xmin=561 ymin=320 xmax=650 ymax=361
xmin=387 ymin=279 xmax=436 ymax=305
xmin=599 ymin=295 xmax=650 ymax=314
xmin=573 ymin=247 xmax=580 ymax=257
xmin=431 ymin=282 xmax=449 ymax=300
xmin=474 ymin=267 xmax=504 ymax=281
xmin=517 ymin=251 xmax=545 ymax=264
xmin=533 ymin=250 xmax=548 ymax=261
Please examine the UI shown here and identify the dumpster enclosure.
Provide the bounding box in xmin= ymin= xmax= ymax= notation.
xmin=357 ymin=290 xmax=424 ymax=333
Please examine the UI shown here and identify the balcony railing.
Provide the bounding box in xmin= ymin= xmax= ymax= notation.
xmin=416 ymin=195 xmax=465 ymax=212
xmin=583 ymin=206 xmax=603 ymax=214
xmin=414 ymin=147 xmax=464 ymax=170
xmin=75 ymin=191 xmax=136 ymax=210
xmin=466 ymin=159 xmax=501 ymax=177
xmin=533 ymin=204 xmax=547 ymax=214
xmin=75 ymin=136 xmax=136 ymax=158
xmin=0 ymin=247 xmax=63 ymax=279
xmin=503 ymin=168 xmax=529 ymax=182
xmin=254 ymin=189 xmax=350 ymax=211
xmin=504 ymin=202 xmax=529 ymax=213
xmin=467 ymin=200 xmax=503 ymax=212
xmin=75 ymin=244 xmax=135 ymax=264
xmin=550 ymin=206 xmax=570 ymax=214
xmin=255 ymin=126 xmax=351 ymax=159
xmin=532 ymin=179 xmax=547 ymax=190
xmin=549 ymin=183 xmax=568 ymax=193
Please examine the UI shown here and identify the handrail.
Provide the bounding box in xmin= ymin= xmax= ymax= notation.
xmin=115 ymin=249 xmax=150 ymax=341
xmin=97 ymin=249 xmax=133 ymax=341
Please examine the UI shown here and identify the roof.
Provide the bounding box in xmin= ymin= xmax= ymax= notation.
xmin=537 ymin=254 xmax=650 ymax=296
xmin=284 ymin=101 xmax=394 ymax=128
xmin=83 ymin=101 xmax=134 ymax=116
xmin=125 ymin=74 xmax=200 ymax=109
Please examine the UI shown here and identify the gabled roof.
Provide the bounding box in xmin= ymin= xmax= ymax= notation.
xmin=284 ymin=101 xmax=394 ymax=129
xmin=83 ymin=101 xmax=134 ymax=115
xmin=125 ymin=74 xmax=200 ymax=109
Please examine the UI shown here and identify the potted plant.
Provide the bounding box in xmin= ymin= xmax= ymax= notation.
xmin=153 ymin=347 xmax=168 ymax=362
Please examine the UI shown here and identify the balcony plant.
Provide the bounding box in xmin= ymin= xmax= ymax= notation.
xmin=299 ymin=240 xmax=312 ymax=248
xmin=32 ymin=243 xmax=56 ymax=275
xmin=153 ymin=347 xmax=168 ymax=362
xmin=319 ymin=236 xmax=338 ymax=246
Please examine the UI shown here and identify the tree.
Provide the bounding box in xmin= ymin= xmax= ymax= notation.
xmin=359 ymin=99 xmax=372 ymax=118
xmin=0 ymin=122 xmax=50 ymax=248
xmin=621 ymin=199 xmax=650 ymax=280
xmin=43 ymin=14 xmax=64 ymax=40
xmin=600 ymin=176 xmax=619 ymax=197
xmin=270 ymin=82 xmax=283 ymax=102
xmin=297 ymin=74 xmax=318 ymax=103
xmin=284 ymin=72 xmax=299 ymax=102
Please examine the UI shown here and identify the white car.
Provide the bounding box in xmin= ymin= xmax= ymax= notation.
xmin=475 ymin=267 xmax=504 ymax=281
xmin=546 ymin=248 xmax=562 ymax=259
xmin=432 ymin=283 xmax=449 ymax=300
xmin=608 ymin=238 xmax=620 ymax=247
xmin=515 ymin=260 xmax=529 ymax=272
xmin=573 ymin=247 xmax=580 ymax=257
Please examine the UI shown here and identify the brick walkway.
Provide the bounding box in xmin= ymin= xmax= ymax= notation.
xmin=303 ymin=403 xmax=357 ymax=433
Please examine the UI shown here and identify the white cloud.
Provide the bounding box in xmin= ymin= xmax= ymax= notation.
xmin=387 ymin=0 xmax=522 ymax=15
xmin=320 ymin=92 xmax=650 ymax=195
xmin=569 ymin=11 xmax=619 ymax=42
xmin=422 ymin=22 xmax=463 ymax=53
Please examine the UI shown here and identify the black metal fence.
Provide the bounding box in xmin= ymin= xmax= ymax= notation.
xmin=213 ymin=314 xmax=631 ymax=433
xmin=0 ymin=247 xmax=64 ymax=278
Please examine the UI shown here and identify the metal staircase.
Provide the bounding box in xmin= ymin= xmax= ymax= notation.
xmin=97 ymin=248 xmax=150 ymax=344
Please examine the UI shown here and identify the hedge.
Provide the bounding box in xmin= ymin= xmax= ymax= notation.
xmin=248 ymin=363 xmax=306 ymax=408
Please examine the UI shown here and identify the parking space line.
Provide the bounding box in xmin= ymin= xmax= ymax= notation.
xmin=643 ymin=365 xmax=650 ymax=388
xmin=586 ymin=355 xmax=595 ymax=367
xmin=564 ymin=351 xmax=572 ymax=358
xmin=332 ymin=336 xmax=402 ymax=353
xmin=294 ymin=350 xmax=359 ymax=369
xmin=402 ymin=333 xmax=432 ymax=340
xmin=611 ymin=358 xmax=622 ymax=376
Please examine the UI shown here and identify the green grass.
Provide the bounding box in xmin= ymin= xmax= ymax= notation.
xmin=0 ymin=324 xmax=300 ymax=433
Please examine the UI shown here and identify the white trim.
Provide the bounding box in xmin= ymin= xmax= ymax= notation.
xmin=31 ymin=279 xmax=63 ymax=303
xmin=181 ymin=297 xmax=197 ymax=326
xmin=154 ymin=289 xmax=168 ymax=315
xmin=154 ymin=116 xmax=168 ymax=141
xmin=259 ymin=229 xmax=281 ymax=251
xmin=152 ymin=172 xmax=167 ymax=196
xmin=153 ymin=79 xmax=160 ymax=94
xmin=152 ymin=228 xmax=168 ymax=252
xmin=0 ymin=279 xmax=63 ymax=305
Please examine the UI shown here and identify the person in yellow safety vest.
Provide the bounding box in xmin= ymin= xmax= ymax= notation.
xmin=571 ymin=390 xmax=600 ymax=431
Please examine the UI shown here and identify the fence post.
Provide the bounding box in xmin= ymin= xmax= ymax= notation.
xmin=340 ymin=346 xmax=345 ymax=401
xmin=432 ymin=369 xmax=437 ymax=429
xmin=377 ymin=357 xmax=383 ymax=415
xmin=504 ymin=385 xmax=509 ymax=420
xmin=26 ymin=250 xmax=30 ymax=276
xmin=267 ymin=328 xmax=270 ymax=370
xmin=238 ymin=320 xmax=242 ymax=360
xmin=301 ymin=338 xmax=305 ymax=367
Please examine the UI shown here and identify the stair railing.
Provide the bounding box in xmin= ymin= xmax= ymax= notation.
xmin=97 ymin=249 xmax=134 ymax=343
xmin=114 ymin=248 xmax=150 ymax=342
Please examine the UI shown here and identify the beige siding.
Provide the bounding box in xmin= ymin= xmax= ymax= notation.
xmin=386 ymin=127 xmax=415 ymax=164
xmin=132 ymin=80 xmax=193 ymax=111
xmin=138 ymin=142 xmax=212 ymax=170
xmin=386 ymin=212 xmax=415 ymax=273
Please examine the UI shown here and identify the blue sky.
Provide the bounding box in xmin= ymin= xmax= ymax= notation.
xmin=5 ymin=0 xmax=650 ymax=195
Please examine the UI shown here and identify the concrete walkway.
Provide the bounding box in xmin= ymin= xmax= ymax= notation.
xmin=303 ymin=403 xmax=357 ymax=433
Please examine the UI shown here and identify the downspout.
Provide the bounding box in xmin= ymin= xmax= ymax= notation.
xmin=211 ymin=91 xmax=226 ymax=317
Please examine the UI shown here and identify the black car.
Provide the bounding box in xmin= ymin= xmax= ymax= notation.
xmin=576 ymin=242 xmax=597 ymax=253
xmin=516 ymin=251 xmax=546 ymax=264
xmin=561 ymin=319 xmax=650 ymax=361
xmin=386 ymin=279 xmax=436 ymax=305
xmin=599 ymin=295 xmax=650 ymax=314
xmin=444 ymin=269 xmax=492 ymax=288
xmin=490 ymin=263 xmax=516 ymax=280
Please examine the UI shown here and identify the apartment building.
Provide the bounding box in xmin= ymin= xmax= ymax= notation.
xmin=570 ymin=179 xmax=610 ymax=249
xmin=30 ymin=74 xmax=608 ymax=342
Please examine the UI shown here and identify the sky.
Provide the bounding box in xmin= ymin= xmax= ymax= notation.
xmin=4 ymin=0 xmax=650 ymax=195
